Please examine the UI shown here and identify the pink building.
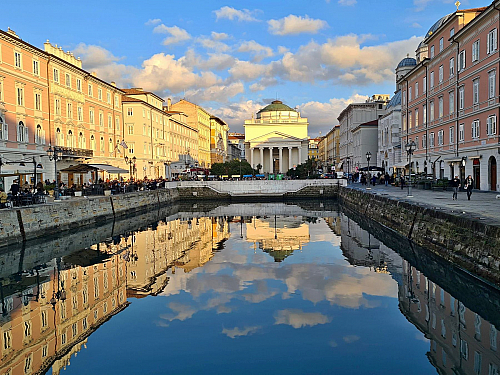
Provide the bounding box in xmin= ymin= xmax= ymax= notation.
xmin=400 ymin=6 xmax=500 ymax=191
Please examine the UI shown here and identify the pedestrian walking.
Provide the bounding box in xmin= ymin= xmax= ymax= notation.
xmin=384 ymin=173 xmax=389 ymax=186
xmin=400 ymin=176 xmax=405 ymax=190
xmin=465 ymin=175 xmax=474 ymax=200
xmin=451 ymin=175 xmax=460 ymax=200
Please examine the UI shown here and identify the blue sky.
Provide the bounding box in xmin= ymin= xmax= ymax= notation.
xmin=3 ymin=0 xmax=488 ymax=135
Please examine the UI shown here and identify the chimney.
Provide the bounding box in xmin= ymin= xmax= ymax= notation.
xmin=167 ymin=98 xmax=172 ymax=110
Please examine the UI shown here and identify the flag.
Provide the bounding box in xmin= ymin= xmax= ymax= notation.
xmin=120 ymin=140 xmax=128 ymax=149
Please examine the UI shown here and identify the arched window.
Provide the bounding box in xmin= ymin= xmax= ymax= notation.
xmin=78 ymin=132 xmax=85 ymax=149
xmin=17 ymin=121 xmax=28 ymax=143
xmin=0 ymin=117 xmax=7 ymax=141
xmin=67 ymin=130 xmax=74 ymax=148
xmin=55 ymin=128 xmax=63 ymax=146
xmin=35 ymin=124 xmax=45 ymax=145
xmin=108 ymin=138 xmax=113 ymax=153
xmin=100 ymin=137 xmax=105 ymax=153
xmin=90 ymin=135 xmax=96 ymax=150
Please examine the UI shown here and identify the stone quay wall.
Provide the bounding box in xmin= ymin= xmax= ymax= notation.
xmin=338 ymin=187 xmax=500 ymax=284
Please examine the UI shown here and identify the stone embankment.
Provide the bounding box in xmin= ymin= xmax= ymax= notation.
xmin=338 ymin=187 xmax=500 ymax=284
xmin=0 ymin=180 xmax=344 ymax=247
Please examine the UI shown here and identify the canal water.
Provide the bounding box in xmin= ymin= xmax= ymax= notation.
xmin=0 ymin=202 xmax=499 ymax=375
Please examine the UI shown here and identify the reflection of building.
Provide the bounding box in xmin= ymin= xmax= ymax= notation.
xmin=0 ymin=249 xmax=127 ymax=375
xmin=340 ymin=213 xmax=403 ymax=277
xmin=399 ymin=260 xmax=500 ymax=374
xmin=246 ymin=216 xmax=310 ymax=262
xmin=324 ymin=216 xmax=341 ymax=236
xmin=244 ymin=100 xmax=309 ymax=173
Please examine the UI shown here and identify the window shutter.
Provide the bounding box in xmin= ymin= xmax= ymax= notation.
xmin=3 ymin=123 xmax=8 ymax=140
xmin=494 ymin=29 xmax=498 ymax=51
xmin=17 ymin=125 xmax=20 ymax=142
xmin=24 ymin=127 xmax=29 ymax=143
xmin=487 ymin=34 xmax=491 ymax=54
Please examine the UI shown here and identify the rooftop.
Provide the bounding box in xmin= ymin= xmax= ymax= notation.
xmin=257 ymin=100 xmax=297 ymax=114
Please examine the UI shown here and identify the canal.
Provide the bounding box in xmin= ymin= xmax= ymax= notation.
xmin=0 ymin=202 xmax=499 ymax=375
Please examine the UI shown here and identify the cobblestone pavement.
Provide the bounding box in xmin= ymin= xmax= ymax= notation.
xmin=345 ymin=182 xmax=500 ymax=227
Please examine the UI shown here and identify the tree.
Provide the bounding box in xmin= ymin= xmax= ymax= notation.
xmin=286 ymin=158 xmax=320 ymax=179
xmin=210 ymin=159 xmax=256 ymax=176
xmin=256 ymin=163 xmax=262 ymax=173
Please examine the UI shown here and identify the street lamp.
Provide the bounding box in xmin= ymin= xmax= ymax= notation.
xmin=405 ymin=141 xmax=417 ymax=197
xmin=124 ymin=156 xmax=136 ymax=178
xmin=345 ymin=156 xmax=350 ymax=183
xmin=47 ymin=144 xmax=63 ymax=200
xmin=366 ymin=152 xmax=372 ymax=189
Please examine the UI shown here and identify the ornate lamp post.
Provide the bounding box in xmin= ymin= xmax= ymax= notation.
xmin=47 ymin=144 xmax=63 ymax=200
xmin=366 ymin=152 xmax=372 ymax=189
xmin=345 ymin=156 xmax=350 ymax=182
xmin=405 ymin=141 xmax=417 ymax=197
xmin=124 ymin=156 xmax=136 ymax=179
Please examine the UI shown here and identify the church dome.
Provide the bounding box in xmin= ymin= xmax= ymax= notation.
xmin=425 ymin=13 xmax=453 ymax=39
xmin=397 ymin=57 xmax=417 ymax=68
xmin=257 ymin=100 xmax=296 ymax=114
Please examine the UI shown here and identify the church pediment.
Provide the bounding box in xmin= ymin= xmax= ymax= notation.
xmin=248 ymin=131 xmax=304 ymax=144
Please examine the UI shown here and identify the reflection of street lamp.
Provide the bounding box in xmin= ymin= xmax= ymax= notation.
xmin=345 ymin=156 xmax=350 ymax=183
xmin=165 ymin=160 xmax=171 ymax=181
xmin=47 ymin=145 xmax=63 ymax=200
xmin=366 ymin=152 xmax=372 ymax=190
xmin=405 ymin=141 xmax=416 ymax=197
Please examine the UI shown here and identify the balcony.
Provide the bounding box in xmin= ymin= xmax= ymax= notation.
xmin=60 ymin=147 xmax=93 ymax=158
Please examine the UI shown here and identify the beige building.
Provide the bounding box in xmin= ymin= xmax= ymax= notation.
xmin=170 ymin=99 xmax=211 ymax=168
xmin=318 ymin=136 xmax=326 ymax=166
xmin=210 ymin=115 xmax=228 ymax=165
xmin=244 ymin=100 xmax=309 ymax=174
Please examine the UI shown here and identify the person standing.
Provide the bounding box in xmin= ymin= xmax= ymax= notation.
xmin=465 ymin=175 xmax=474 ymax=200
xmin=451 ymin=175 xmax=460 ymax=200
xmin=400 ymin=175 xmax=405 ymax=190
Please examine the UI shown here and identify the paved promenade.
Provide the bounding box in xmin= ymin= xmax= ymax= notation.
xmin=346 ymin=183 xmax=500 ymax=227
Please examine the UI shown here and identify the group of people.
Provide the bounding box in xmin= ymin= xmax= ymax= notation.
xmin=451 ymin=175 xmax=475 ymax=201
xmin=0 ymin=179 xmax=48 ymax=208
xmin=354 ymin=172 xmax=392 ymax=187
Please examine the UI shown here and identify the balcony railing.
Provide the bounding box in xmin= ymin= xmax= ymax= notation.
xmin=60 ymin=147 xmax=93 ymax=158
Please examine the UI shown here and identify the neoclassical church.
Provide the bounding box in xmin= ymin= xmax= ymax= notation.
xmin=244 ymin=100 xmax=309 ymax=174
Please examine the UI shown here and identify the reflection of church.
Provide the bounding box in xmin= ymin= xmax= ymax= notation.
xmin=246 ymin=216 xmax=310 ymax=262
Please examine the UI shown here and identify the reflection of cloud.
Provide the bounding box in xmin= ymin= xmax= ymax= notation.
xmin=222 ymin=326 xmax=261 ymax=339
xmin=217 ymin=305 xmax=233 ymax=314
xmin=160 ymin=302 xmax=197 ymax=321
xmin=343 ymin=335 xmax=360 ymax=343
xmin=274 ymin=309 xmax=331 ymax=329
xmin=329 ymin=340 xmax=338 ymax=347
xmin=155 ymin=320 xmax=169 ymax=327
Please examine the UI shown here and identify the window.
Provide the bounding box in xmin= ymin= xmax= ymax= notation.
xmin=3 ymin=330 xmax=12 ymax=350
xmin=438 ymin=129 xmax=444 ymax=145
xmin=89 ymin=108 xmax=94 ymax=124
xmin=35 ymin=92 xmax=42 ymax=111
xmin=67 ymin=102 xmax=72 ymax=118
xmin=108 ymin=114 xmax=112 ymax=129
xmin=489 ymin=70 xmax=496 ymax=99
xmin=472 ymin=40 xmax=480 ymax=62
xmin=439 ymin=65 xmax=443 ymax=83
xmin=430 ymin=45 xmax=435 ymax=58
xmin=88 ymin=84 xmax=93 ymax=97
xmin=24 ymin=321 xmax=31 ymax=338
xmin=116 ymin=117 xmax=120 ymax=130
xmin=439 ymin=96 xmax=443 ymax=118
xmin=430 ymin=101 xmax=435 ymax=121
xmin=90 ymin=135 xmax=96 ymax=150
xmin=55 ymin=128 xmax=63 ymax=146
xmin=0 ymin=118 xmax=7 ymax=141
xmin=67 ymin=130 xmax=74 ymax=148
xmin=423 ymin=76 xmax=427 ymax=92
xmin=450 ymin=28 xmax=455 ymax=38
xmin=99 ymin=111 xmax=103 ymax=127
xmin=489 ymin=363 xmax=498 ymax=375
xmin=430 ymin=132 xmax=435 ymax=147
xmin=487 ymin=29 xmax=498 ymax=54
xmin=415 ymin=108 xmax=419 ymax=127
xmin=142 ymin=109 xmax=146 ymax=117
xmin=33 ymin=60 xmax=39 ymax=75
xmin=459 ymin=50 xmax=466 ymax=71
xmin=450 ymin=126 xmax=455 ymax=144
xmin=430 ymin=71 xmax=434 ymax=88
xmin=402 ymin=91 xmax=406 ymax=105
xmin=450 ymin=57 xmax=455 ymax=77
xmin=107 ymin=92 xmax=111 ymax=104
xmin=53 ymin=68 xmax=59 ymax=83
xmin=109 ymin=138 xmax=113 ymax=153
xmin=473 ymin=79 xmax=480 ymax=104
xmin=100 ymin=137 xmax=105 ymax=153
xmin=127 ymin=107 xmax=133 ymax=116
xmin=128 ymin=142 xmax=134 ymax=154
xmin=472 ymin=120 xmax=480 ymax=139
xmin=77 ymin=106 xmax=83 ymax=121
xmin=128 ymin=124 xmax=134 ymax=135
xmin=17 ymin=87 xmax=24 ymax=106
xmin=14 ymin=51 xmax=21 ymax=68
xmin=422 ymin=135 xmax=427 ymax=148
xmin=459 ymin=123 xmax=465 ymax=141
xmin=415 ymin=82 xmax=419 ymax=98
xmin=449 ymin=91 xmax=454 ymax=114
xmin=98 ymin=88 xmax=102 ymax=100
xmin=409 ymin=87 xmax=412 ymax=102
xmin=114 ymin=95 xmax=119 ymax=107
xmin=35 ymin=124 xmax=45 ymax=145
xmin=474 ymin=351 xmax=482 ymax=374
xmin=487 ymin=115 xmax=497 ymax=135
xmin=77 ymin=78 xmax=82 ymax=92
xmin=55 ymin=98 xmax=61 ymax=115
xmin=409 ymin=111 xmax=412 ymax=129
xmin=78 ymin=132 xmax=85 ymax=149
xmin=65 ymin=73 xmax=71 ymax=87
xmin=459 ymin=86 xmax=464 ymax=109
xmin=439 ymin=37 xmax=444 ymax=52
xmin=423 ymin=104 xmax=427 ymax=124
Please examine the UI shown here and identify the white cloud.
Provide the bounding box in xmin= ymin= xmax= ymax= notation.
xmin=238 ymin=40 xmax=274 ymax=62
xmin=268 ymin=15 xmax=328 ymax=36
xmin=196 ymin=36 xmax=230 ymax=52
xmin=209 ymin=100 xmax=263 ymax=132
xmin=278 ymin=46 xmax=289 ymax=55
xmin=211 ymin=31 xmax=230 ymax=40
xmin=184 ymin=50 xmax=236 ymax=71
xmin=338 ymin=0 xmax=357 ymax=5
xmin=222 ymin=326 xmax=261 ymax=339
xmin=183 ymin=81 xmax=245 ymax=104
xmin=412 ymin=22 xmax=422 ymax=28
xmin=413 ymin=0 xmax=433 ymax=11
xmin=214 ymin=6 xmax=259 ymax=22
xmin=145 ymin=18 xmax=162 ymax=26
xmin=274 ymin=309 xmax=331 ymax=329
xmin=153 ymin=24 xmax=191 ymax=46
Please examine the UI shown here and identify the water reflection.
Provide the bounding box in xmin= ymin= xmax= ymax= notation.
xmin=0 ymin=203 xmax=498 ymax=374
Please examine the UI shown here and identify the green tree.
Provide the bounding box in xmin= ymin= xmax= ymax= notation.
xmin=210 ymin=159 xmax=256 ymax=176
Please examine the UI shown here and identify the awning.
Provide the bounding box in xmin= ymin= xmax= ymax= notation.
xmin=87 ymin=164 xmax=129 ymax=174
xmin=443 ymin=157 xmax=463 ymax=163
xmin=468 ymin=155 xmax=481 ymax=159
xmin=60 ymin=164 xmax=99 ymax=173
xmin=1 ymin=164 xmax=45 ymax=174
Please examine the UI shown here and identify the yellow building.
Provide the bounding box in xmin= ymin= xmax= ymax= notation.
xmin=308 ymin=137 xmax=321 ymax=160
xmin=210 ymin=116 xmax=229 ymax=165
xmin=244 ymin=100 xmax=309 ymax=174
xmin=318 ymin=136 xmax=326 ymax=166
xmin=170 ymin=99 xmax=212 ymax=168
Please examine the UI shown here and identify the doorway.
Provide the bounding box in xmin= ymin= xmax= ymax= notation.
xmin=473 ymin=158 xmax=480 ymax=189
xmin=489 ymin=156 xmax=497 ymax=191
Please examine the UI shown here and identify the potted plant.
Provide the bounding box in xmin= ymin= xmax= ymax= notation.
xmin=74 ymin=186 xmax=83 ymax=197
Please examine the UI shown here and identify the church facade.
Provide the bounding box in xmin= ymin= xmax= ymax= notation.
xmin=244 ymin=100 xmax=309 ymax=174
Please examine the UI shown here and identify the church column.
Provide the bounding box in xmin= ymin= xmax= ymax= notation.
xmin=288 ymin=147 xmax=293 ymax=170
xmin=259 ymin=147 xmax=264 ymax=172
xmin=278 ymin=147 xmax=283 ymax=173
xmin=250 ymin=147 xmax=254 ymax=168
xmin=269 ymin=147 xmax=274 ymax=173
xmin=298 ymin=144 xmax=302 ymax=165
